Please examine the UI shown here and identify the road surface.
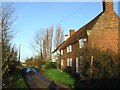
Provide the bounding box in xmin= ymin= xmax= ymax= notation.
xmin=22 ymin=68 xmax=71 ymax=90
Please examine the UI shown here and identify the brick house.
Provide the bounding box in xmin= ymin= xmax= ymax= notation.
xmin=54 ymin=0 xmax=119 ymax=72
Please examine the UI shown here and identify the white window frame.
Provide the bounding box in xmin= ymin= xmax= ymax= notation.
xmin=67 ymin=45 xmax=72 ymax=53
xmin=61 ymin=60 xmax=63 ymax=66
xmin=69 ymin=45 xmax=72 ymax=52
xmin=61 ymin=50 xmax=63 ymax=55
xmin=67 ymin=46 xmax=69 ymax=53
xmin=69 ymin=58 xmax=72 ymax=66
xmin=67 ymin=58 xmax=72 ymax=66
xmin=67 ymin=58 xmax=69 ymax=66
xmin=79 ymin=38 xmax=84 ymax=48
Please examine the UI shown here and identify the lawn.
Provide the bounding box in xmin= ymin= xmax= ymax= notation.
xmin=43 ymin=68 xmax=75 ymax=87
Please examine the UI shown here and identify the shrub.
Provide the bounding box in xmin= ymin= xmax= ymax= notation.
xmin=45 ymin=62 xmax=56 ymax=69
xmin=64 ymin=66 xmax=80 ymax=80
xmin=64 ymin=66 xmax=74 ymax=74
xmin=41 ymin=62 xmax=57 ymax=69
xmin=77 ymin=45 xmax=119 ymax=79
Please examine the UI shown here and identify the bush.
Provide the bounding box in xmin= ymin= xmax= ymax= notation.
xmin=64 ymin=66 xmax=80 ymax=80
xmin=40 ymin=62 xmax=57 ymax=70
xmin=77 ymin=45 xmax=119 ymax=79
xmin=64 ymin=66 xmax=74 ymax=74
xmin=2 ymin=69 xmax=27 ymax=88
xmin=45 ymin=62 xmax=57 ymax=69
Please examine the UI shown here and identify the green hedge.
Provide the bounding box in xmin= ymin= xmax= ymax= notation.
xmin=2 ymin=69 xmax=27 ymax=88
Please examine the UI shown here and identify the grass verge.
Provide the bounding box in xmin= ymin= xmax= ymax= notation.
xmin=43 ymin=68 xmax=74 ymax=87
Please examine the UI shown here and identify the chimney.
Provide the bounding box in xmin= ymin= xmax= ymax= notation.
xmin=70 ymin=29 xmax=75 ymax=36
xmin=64 ymin=34 xmax=69 ymax=41
xmin=103 ymin=0 xmax=114 ymax=14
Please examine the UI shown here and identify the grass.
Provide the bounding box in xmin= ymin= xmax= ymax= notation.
xmin=43 ymin=68 xmax=75 ymax=87
xmin=15 ymin=74 xmax=27 ymax=88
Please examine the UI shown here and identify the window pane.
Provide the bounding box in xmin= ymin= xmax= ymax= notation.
xmin=67 ymin=58 xmax=69 ymax=66
xmin=67 ymin=47 xmax=69 ymax=53
xmin=79 ymin=38 xmax=84 ymax=48
xmin=61 ymin=50 xmax=63 ymax=55
xmin=69 ymin=45 xmax=72 ymax=52
xmin=61 ymin=60 xmax=63 ymax=66
xmin=70 ymin=58 xmax=72 ymax=66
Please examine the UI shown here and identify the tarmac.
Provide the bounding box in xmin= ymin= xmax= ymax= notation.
xmin=22 ymin=70 xmax=72 ymax=90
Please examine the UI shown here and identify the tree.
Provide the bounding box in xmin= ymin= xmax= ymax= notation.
xmin=31 ymin=30 xmax=45 ymax=60
xmin=53 ymin=25 xmax=64 ymax=68
xmin=31 ymin=26 xmax=53 ymax=64
xmin=43 ymin=27 xmax=53 ymax=61
xmin=1 ymin=3 xmax=19 ymax=75
xmin=54 ymin=25 xmax=64 ymax=49
xmin=76 ymin=45 xmax=119 ymax=80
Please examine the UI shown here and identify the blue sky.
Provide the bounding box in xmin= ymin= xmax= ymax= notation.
xmin=12 ymin=2 xmax=119 ymax=62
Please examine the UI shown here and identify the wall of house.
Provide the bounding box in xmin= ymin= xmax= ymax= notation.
xmin=118 ymin=16 xmax=120 ymax=54
xmin=60 ymin=1 xmax=120 ymax=72
xmin=88 ymin=12 xmax=119 ymax=54
xmin=60 ymin=42 xmax=79 ymax=72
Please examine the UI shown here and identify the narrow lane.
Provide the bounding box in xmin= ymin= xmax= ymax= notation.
xmin=22 ymin=68 xmax=71 ymax=90
xmin=24 ymin=73 xmax=49 ymax=88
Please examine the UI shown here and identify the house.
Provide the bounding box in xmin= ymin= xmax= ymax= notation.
xmin=57 ymin=0 xmax=120 ymax=73
xmin=52 ymin=41 xmax=64 ymax=62
xmin=52 ymin=35 xmax=69 ymax=62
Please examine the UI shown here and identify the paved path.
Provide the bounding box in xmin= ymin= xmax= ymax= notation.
xmin=22 ymin=70 xmax=71 ymax=90
xmin=24 ymin=73 xmax=49 ymax=88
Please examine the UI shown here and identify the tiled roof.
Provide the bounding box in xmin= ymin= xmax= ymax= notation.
xmin=59 ymin=12 xmax=103 ymax=49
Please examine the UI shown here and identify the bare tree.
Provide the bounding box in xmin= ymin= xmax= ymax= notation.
xmin=31 ymin=29 xmax=45 ymax=62
xmin=49 ymin=27 xmax=53 ymax=61
xmin=42 ymin=27 xmax=53 ymax=61
xmin=31 ymin=26 xmax=53 ymax=63
xmin=44 ymin=27 xmax=53 ymax=61
xmin=53 ymin=25 xmax=64 ymax=68
xmin=54 ymin=25 xmax=64 ymax=49
xmin=1 ymin=3 xmax=18 ymax=75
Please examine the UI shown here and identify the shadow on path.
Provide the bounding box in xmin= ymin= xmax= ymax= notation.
xmin=21 ymin=68 xmax=71 ymax=90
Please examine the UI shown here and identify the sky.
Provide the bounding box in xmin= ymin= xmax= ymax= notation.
xmin=11 ymin=1 xmax=119 ymax=62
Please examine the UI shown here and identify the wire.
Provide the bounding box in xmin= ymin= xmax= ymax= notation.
xmin=57 ymin=2 xmax=90 ymax=24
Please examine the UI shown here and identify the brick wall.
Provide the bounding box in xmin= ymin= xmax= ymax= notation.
xmin=88 ymin=12 xmax=119 ymax=54
xmin=60 ymin=1 xmax=119 ymax=72
xmin=60 ymin=42 xmax=79 ymax=71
